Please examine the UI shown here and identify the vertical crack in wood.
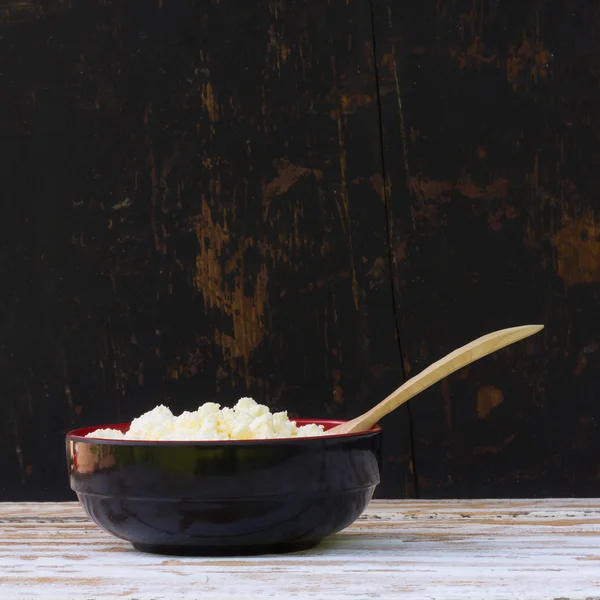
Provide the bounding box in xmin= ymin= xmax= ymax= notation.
xmin=367 ymin=0 xmax=419 ymax=498
xmin=391 ymin=45 xmax=410 ymax=184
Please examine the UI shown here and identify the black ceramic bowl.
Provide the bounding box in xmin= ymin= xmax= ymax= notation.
xmin=66 ymin=420 xmax=382 ymax=555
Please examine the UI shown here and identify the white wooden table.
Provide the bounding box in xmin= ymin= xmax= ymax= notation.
xmin=1 ymin=499 xmax=599 ymax=600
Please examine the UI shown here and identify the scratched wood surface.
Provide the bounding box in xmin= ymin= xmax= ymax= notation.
xmin=1 ymin=0 xmax=600 ymax=503
xmin=0 ymin=0 xmax=412 ymax=500
xmin=1 ymin=500 xmax=600 ymax=599
xmin=373 ymin=0 xmax=600 ymax=497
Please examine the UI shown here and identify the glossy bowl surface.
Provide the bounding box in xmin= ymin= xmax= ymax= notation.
xmin=66 ymin=420 xmax=382 ymax=555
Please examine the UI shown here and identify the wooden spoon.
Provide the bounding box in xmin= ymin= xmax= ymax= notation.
xmin=329 ymin=324 xmax=544 ymax=435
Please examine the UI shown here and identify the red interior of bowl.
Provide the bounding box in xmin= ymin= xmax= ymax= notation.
xmin=68 ymin=419 xmax=381 ymax=441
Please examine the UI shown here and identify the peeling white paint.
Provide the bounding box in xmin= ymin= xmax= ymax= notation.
xmin=1 ymin=500 xmax=599 ymax=599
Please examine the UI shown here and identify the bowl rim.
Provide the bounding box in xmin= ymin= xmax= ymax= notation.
xmin=66 ymin=418 xmax=382 ymax=446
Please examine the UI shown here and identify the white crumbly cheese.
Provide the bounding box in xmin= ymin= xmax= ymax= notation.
xmin=85 ymin=397 xmax=325 ymax=441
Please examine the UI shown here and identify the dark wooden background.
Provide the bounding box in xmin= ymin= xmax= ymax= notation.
xmin=1 ymin=0 xmax=598 ymax=500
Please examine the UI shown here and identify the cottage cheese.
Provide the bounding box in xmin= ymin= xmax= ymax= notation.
xmin=86 ymin=397 xmax=325 ymax=441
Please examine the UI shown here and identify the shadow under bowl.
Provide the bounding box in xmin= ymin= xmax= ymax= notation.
xmin=66 ymin=420 xmax=382 ymax=556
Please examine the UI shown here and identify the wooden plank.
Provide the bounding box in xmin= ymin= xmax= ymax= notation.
xmin=372 ymin=0 xmax=600 ymax=497
xmin=1 ymin=500 xmax=599 ymax=599
xmin=0 ymin=0 xmax=413 ymax=499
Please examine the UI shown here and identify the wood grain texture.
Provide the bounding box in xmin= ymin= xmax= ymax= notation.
xmin=372 ymin=0 xmax=600 ymax=497
xmin=1 ymin=500 xmax=600 ymax=599
xmin=1 ymin=0 xmax=598 ymax=502
xmin=0 ymin=0 xmax=413 ymax=499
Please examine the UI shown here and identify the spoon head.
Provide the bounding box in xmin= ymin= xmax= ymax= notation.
xmin=328 ymin=419 xmax=370 ymax=435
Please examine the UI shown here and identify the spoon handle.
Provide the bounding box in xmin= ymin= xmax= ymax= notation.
xmin=330 ymin=324 xmax=544 ymax=434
